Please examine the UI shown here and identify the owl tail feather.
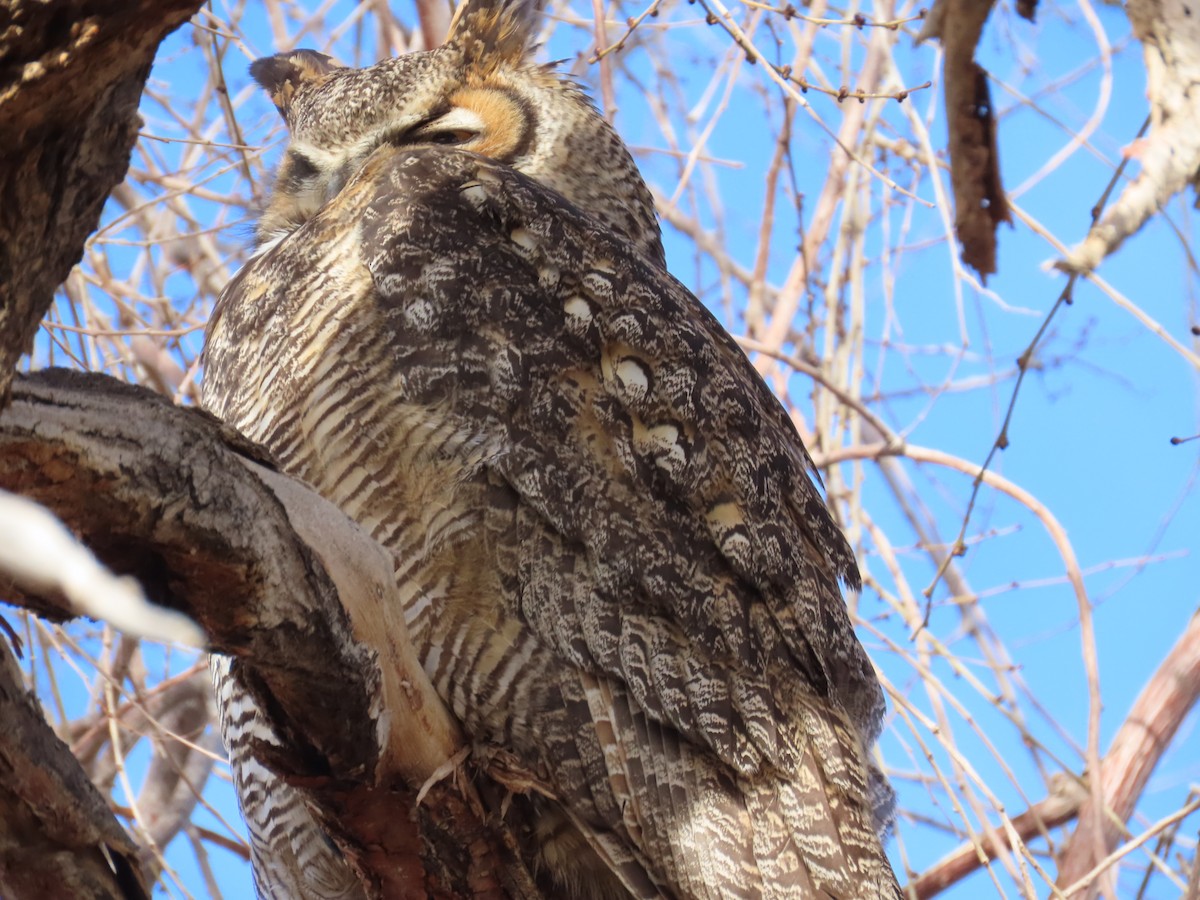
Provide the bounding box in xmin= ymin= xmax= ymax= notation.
xmin=564 ymin=670 xmax=903 ymax=899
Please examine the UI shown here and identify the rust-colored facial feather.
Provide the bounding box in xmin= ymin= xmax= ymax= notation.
xmin=449 ymin=86 xmax=530 ymax=159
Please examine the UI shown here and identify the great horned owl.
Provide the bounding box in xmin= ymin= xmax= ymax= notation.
xmin=202 ymin=0 xmax=902 ymax=897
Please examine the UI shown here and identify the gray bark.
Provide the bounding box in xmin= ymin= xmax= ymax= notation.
xmin=0 ymin=0 xmax=204 ymax=402
xmin=0 ymin=370 xmax=537 ymax=898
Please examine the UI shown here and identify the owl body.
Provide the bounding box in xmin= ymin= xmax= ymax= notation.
xmin=204 ymin=2 xmax=901 ymax=897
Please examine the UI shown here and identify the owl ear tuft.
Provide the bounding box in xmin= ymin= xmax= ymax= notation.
xmin=251 ymin=50 xmax=344 ymax=122
xmin=445 ymin=0 xmax=547 ymax=67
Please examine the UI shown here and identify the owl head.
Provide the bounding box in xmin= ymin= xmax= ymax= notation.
xmin=250 ymin=0 xmax=664 ymax=266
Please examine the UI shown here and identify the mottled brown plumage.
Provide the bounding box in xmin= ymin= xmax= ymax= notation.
xmin=203 ymin=1 xmax=901 ymax=897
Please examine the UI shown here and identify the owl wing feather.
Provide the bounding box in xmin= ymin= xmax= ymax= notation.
xmin=350 ymin=145 xmax=899 ymax=897
xmin=206 ymin=142 xmax=900 ymax=898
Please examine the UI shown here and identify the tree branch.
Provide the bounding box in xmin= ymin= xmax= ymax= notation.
xmin=0 ymin=0 xmax=205 ymax=403
xmin=908 ymin=774 xmax=1088 ymax=899
xmin=1060 ymin=0 xmax=1200 ymax=273
xmin=917 ymin=0 xmax=1011 ymax=281
xmin=0 ymin=634 xmax=152 ymax=900
xmin=0 ymin=369 xmax=537 ymax=898
xmin=1054 ymin=607 xmax=1200 ymax=897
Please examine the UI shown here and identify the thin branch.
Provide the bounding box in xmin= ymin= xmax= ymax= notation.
xmin=908 ymin=775 xmax=1088 ymax=899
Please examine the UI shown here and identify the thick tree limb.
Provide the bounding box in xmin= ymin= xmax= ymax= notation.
xmin=0 ymin=369 xmax=537 ymax=898
xmin=1060 ymin=0 xmax=1200 ymax=273
xmin=0 ymin=370 xmax=390 ymax=773
xmin=1053 ymin=607 xmax=1200 ymax=897
xmin=0 ymin=0 xmax=205 ymax=403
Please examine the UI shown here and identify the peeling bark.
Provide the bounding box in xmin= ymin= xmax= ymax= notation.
xmin=1060 ymin=0 xmax=1200 ymax=273
xmin=917 ymin=0 xmax=1011 ymax=281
